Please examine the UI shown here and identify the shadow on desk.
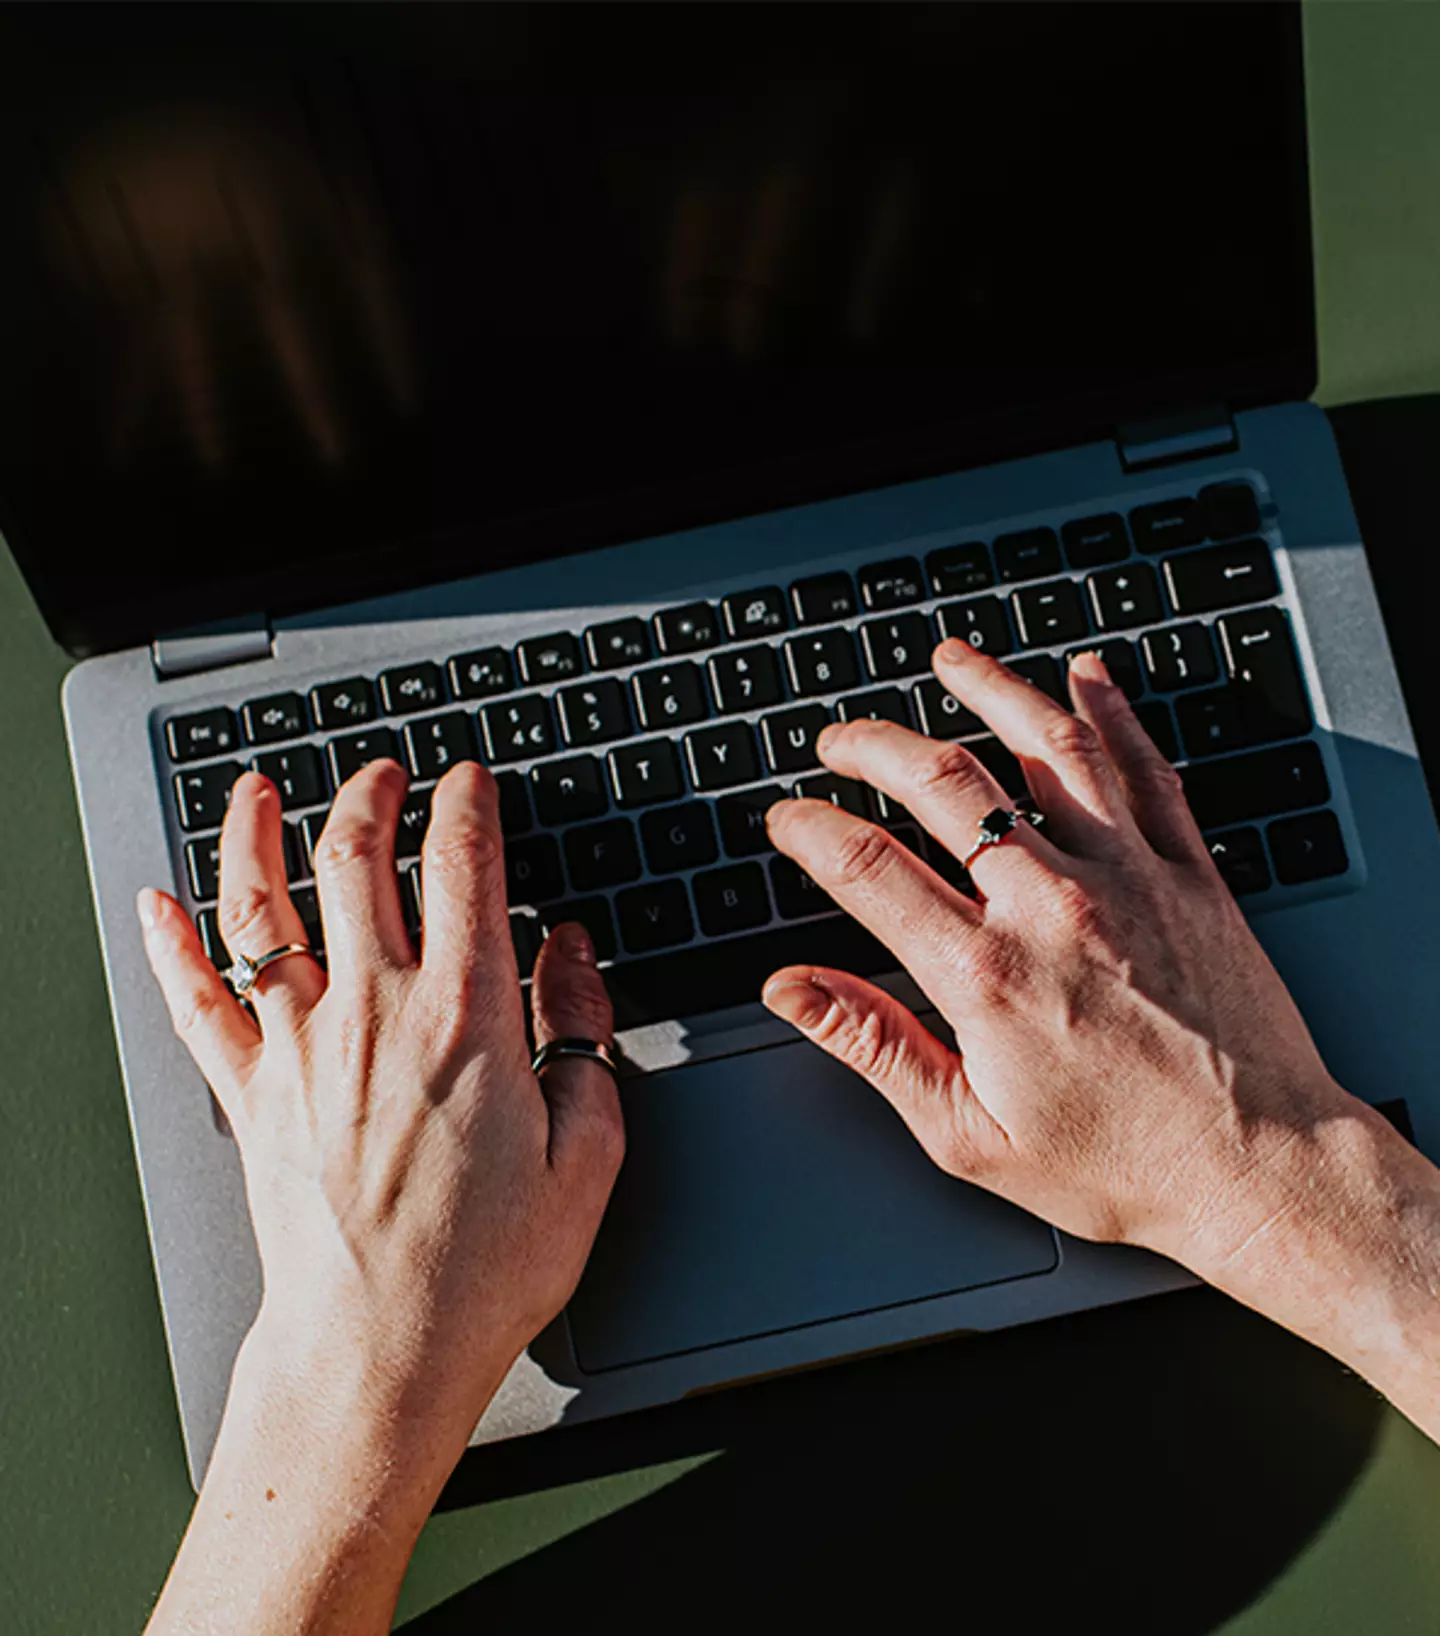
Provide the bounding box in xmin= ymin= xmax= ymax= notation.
xmin=408 ymin=1287 xmax=1381 ymax=1635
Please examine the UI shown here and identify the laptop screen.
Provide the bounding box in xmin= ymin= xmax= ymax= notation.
xmin=0 ymin=3 xmax=1310 ymax=655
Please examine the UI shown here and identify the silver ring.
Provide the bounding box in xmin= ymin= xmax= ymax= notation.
xmin=223 ymin=943 xmax=313 ymax=999
xmin=531 ymin=1036 xmax=622 ymax=1085
xmin=958 ymin=805 xmax=1046 ymax=872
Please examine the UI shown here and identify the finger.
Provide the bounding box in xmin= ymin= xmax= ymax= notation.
xmin=1067 ymin=652 xmax=1210 ymax=866
xmin=531 ymin=922 xmax=624 ymax=1187
xmin=217 ymin=772 xmax=326 ymax=1027
xmin=311 ymin=758 xmax=415 ymax=983
xmin=138 ymin=888 xmax=259 ymax=1117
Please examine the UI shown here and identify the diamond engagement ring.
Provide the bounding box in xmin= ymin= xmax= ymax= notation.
xmin=958 ymin=805 xmax=1047 ymax=872
xmin=223 ymin=943 xmax=313 ymax=999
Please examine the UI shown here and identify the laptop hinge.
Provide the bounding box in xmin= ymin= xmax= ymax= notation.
xmin=152 ymin=613 xmax=273 ymax=680
xmin=1116 ymin=404 xmax=1238 ymax=473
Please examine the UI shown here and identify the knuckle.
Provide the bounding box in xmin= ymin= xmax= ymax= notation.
xmin=220 ymin=882 xmax=277 ymax=944
xmin=172 ymin=983 xmax=229 ymax=1042
xmin=1040 ymin=712 xmax=1101 ymax=765
xmin=1048 ymin=875 xmax=1107 ymax=938
xmin=913 ymin=742 xmax=987 ymax=803
xmin=827 ymin=823 xmax=898 ymax=891
xmin=962 ymin=933 xmax=1031 ymax=1009
xmin=547 ymin=976 xmax=613 ymax=1043
xmin=315 ymin=815 xmax=391 ymax=873
xmin=425 ymin=816 xmax=503 ymax=879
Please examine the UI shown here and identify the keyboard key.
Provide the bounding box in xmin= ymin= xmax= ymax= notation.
xmin=1131 ymin=496 xmax=1203 ymax=555
xmin=1141 ymin=623 xmax=1218 ymax=692
xmin=722 ymin=587 xmax=788 ymax=640
xmin=164 ymin=708 xmax=239 ymax=764
xmin=1206 ymin=827 xmax=1271 ymax=896
xmin=399 ymin=864 xmax=424 ymax=945
xmin=860 ymin=612 xmax=933 ymax=680
xmin=531 ymin=756 xmax=609 ymax=826
xmin=1135 ymin=700 xmax=1179 ymax=762
xmin=1061 ymin=513 xmax=1129 ymax=569
xmin=1087 ymin=563 xmax=1162 ymax=632
xmin=327 ymin=727 xmax=400 ymax=787
xmin=921 ymin=831 xmax=976 ymax=896
xmin=300 ymin=809 xmax=330 ymax=872
xmin=506 ymin=834 xmax=566 ymax=905
xmin=709 ymin=646 xmax=784 ymax=714
xmin=448 ymin=647 xmax=515 ymax=700
xmin=969 ymin=735 xmax=1028 ymax=797
xmin=557 ymin=679 xmax=631 ymax=747
xmin=479 ymin=696 xmax=554 ymax=763
xmin=617 ymin=879 xmax=695 ymax=954
xmin=510 ymin=910 xmax=542 ymax=979
xmin=994 ymin=528 xmax=1062 ymax=583
xmin=1163 ymin=539 xmax=1277 ymax=616
xmin=1201 ymin=481 xmax=1262 ymax=541
xmin=197 ymin=908 xmax=230 ymax=968
xmin=1181 ymin=740 xmax=1329 ymax=830
xmin=914 ymin=678 xmax=982 ymax=739
xmin=609 ymin=739 xmax=685 ymax=807
xmin=654 ymin=601 xmax=720 ymax=655
xmin=1268 ymin=809 xmax=1347 ymax=885
xmin=1012 ymin=580 xmax=1089 ymax=647
xmin=539 ymin=897 xmax=617 ymax=963
xmin=858 ymin=557 xmax=925 ymax=610
xmin=769 ymin=855 xmax=834 ymax=919
xmin=185 ymin=836 xmax=222 ymax=901
xmin=252 ymin=745 xmax=328 ymax=810
xmin=839 ymin=687 xmax=911 ymax=727
xmin=564 ymin=818 xmax=642 ymax=891
xmin=586 ymin=617 xmax=652 ymax=671
xmin=785 ymin=629 xmax=859 ymax=696
xmin=174 ymin=762 xmax=241 ymax=831
xmin=1216 ymin=607 xmax=1312 ymax=737
xmin=395 ymin=788 xmax=433 ymax=858
xmin=790 ymin=572 xmax=856 ymax=626
xmin=640 ymin=802 xmax=719 ymax=874
xmin=795 ymin=772 xmax=871 ymax=818
xmin=496 ymin=771 xmax=531 ymax=837
xmin=379 ymin=661 xmax=445 ymax=715
xmin=310 ymin=677 xmax=376 ymax=729
xmin=694 ymin=862 xmax=772 ymax=937
xmin=404 ymin=712 xmax=477 ymax=780
xmin=761 ymin=704 xmax=831 ymax=774
xmin=633 ymin=662 xmax=708 ymax=730
xmin=290 ymin=885 xmax=324 ymax=953
xmin=926 ymin=542 xmax=993 ymax=597
xmin=935 ymin=595 xmax=1012 ymax=656
xmin=1065 ymin=639 xmax=1143 ymax=701
xmin=1007 ymin=653 xmax=1067 ymax=706
xmin=517 ymin=633 xmax=583 ymax=685
xmin=718 ymin=785 xmax=782 ymax=856
xmin=241 ymin=693 xmax=307 ymax=747
xmin=686 ymin=721 xmax=761 ymax=791
xmin=285 ymin=830 xmax=306 ymax=888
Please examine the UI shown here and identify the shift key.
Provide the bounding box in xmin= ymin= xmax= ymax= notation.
xmin=1181 ymin=740 xmax=1329 ymax=830
xmin=1163 ymin=539 xmax=1277 ymax=615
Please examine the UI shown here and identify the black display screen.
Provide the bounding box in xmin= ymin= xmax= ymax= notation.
xmin=0 ymin=3 xmax=1311 ymax=655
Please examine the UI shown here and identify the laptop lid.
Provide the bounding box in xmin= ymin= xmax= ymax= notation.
xmin=0 ymin=3 xmax=1311 ymax=659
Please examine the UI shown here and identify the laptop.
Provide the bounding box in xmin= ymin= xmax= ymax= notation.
xmin=3 ymin=3 xmax=1437 ymax=1487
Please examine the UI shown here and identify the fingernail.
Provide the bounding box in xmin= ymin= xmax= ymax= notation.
xmin=136 ymin=888 xmax=160 ymax=932
xmin=764 ymin=796 xmax=801 ymax=832
xmin=815 ymin=722 xmax=844 ymax=754
xmin=559 ymin=922 xmax=595 ymax=965
xmin=1072 ymin=649 xmax=1114 ymax=686
xmin=935 ymin=637 xmax=969 ymax=665
xmin=762 ymin=975 xmax=830 ymax=1030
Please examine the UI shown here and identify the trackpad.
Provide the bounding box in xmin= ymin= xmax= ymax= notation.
xmin=567 ymin=1036 xmax=1058 ymax=1373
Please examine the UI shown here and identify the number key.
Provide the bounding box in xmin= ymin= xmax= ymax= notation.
xmin=935 ymin=595 xmax=1012 ymax=656
xmin=327 ymin=727 xmax=399 ymax=786
xmin=633 ymin=662 xmax=707 ymax=730
xmin=479 ymin=696 xmax=554 ymax=763
xmin=785 ymin=629 xmax=858 ymax=696
xmin=860 ymin=612 xmax=932 ymax=680
xmin=403 ymin=712 xmax=477 ymax=780
xmin=709 ymin=646 xmax=783 ymax=713
xmin=557 ymin=679 xmax=631 ymax=746
xmin=251 ymin=745 xmax=328 ymax=810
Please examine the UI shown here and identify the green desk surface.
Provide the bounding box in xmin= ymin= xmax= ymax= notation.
xmin=4 ymin=6 xmax=1440 ymax=1631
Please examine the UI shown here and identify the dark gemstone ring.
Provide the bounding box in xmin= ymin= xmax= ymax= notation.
xmin=958 ymin=804 xmax=1046 ymax=872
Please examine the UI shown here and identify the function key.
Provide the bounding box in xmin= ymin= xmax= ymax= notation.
xmin=165 ymin=708 xmax=239 ymax=764
xmin=1201 ymin=481 xmax=1262 ymax=541
xmin=173 ymin=762 xmax=241 ymax=831
xmin=242 ymin=693 xmax=307 ymax=747
xmin=557 ymin=679 xmax=632 ymax=747
xmin=709 ymin=646 xmax=784 ymax=714
xmin=1207 ymin=827 xmax=1271 ymax=896
xmin=654 ymin=601 xmax=721 ymax=655
xmin=379 ymin=662 xmax=445 ymax=715
xmin=1086 ymin=563 xmax=1162 ymax=631
xmin=250 ymin=745 xmax=328 ymax=810
xmin=1130 ymin=496 xmax=1204 ymax=555
xmin=517 ymin=633 xmax=584 ymax=685
xmin=722 ymin=587 xmax=788 ymax=640
xmin=790 ymin=572 xmax=856 ymax=626
xmin=935 ymin=595 xmax=1012 ymax=656
xmin=1065 ymin=639 xmax=1143 ymax=701
xmin=857 ymin=557 xmax=925 ymax=610
xmin=479 ymin=696 xmax=555 ymax=764
xmin=403 ymin=713 xmax=478 ymax=780
xmin=608 ymin=739 xmax=685 ymax=808
xmin=1268 ymin=809 xmax=1348 ymax=885
xmin=860 ymin=613 xmax=933 ymax=680
xmin=585 ymin=617 xmax=652 ymax=670
xmin=993 ymin=528 xmax=1062 ymax=583
xmin=926 ymin=541 xmax=993 ymax=597
xmin=616 ymin=879 xmax=695 ymax=954
xmin=785 ymin=629 xmax=859 ymax=696
xmin=717 ymin=785 xmax=782 ymax=856
xmin=633 ymin=662 xmax=708 ymax=730
xmin=1162 ymin=539 xmax=1277 ymax=616
xmin=448 ymin=647 xmax=515 ymax=700
xmin=327 ymin=727 xmax=399 ymax=787
xmin=1140 ymin=623 xmax=1218 ymax=692
xmin=310 ymin=677 xmax=376 ymax=730
xmin=1012 ymin=580 xmax=1089 ymax=647
xmin=1061 ymin=513 xmax=1129 ymax=570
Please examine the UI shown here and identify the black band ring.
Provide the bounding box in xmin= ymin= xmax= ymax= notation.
xmin=531 ymin=1036 xmax=622 ymax=1084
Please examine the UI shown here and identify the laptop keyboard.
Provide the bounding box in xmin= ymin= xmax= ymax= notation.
xmin=161 ymin=476 xmax=1353 ymax=1031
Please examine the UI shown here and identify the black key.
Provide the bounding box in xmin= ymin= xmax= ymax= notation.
xmin=517 ymin=632 xmax=583 ymax=686
xmin=1061 ymin=513 xmax=1129 ymax=569
xmin=1135 ymin=700 xmax=1180 ymax=762
xmin=694 ymin=862 xmax=772 ymax=937
xmin=654 ymin=601 xmax=720 ymax=655
xmin=617 ymin=879 xmax=695 ymax=954
xmin=633 ymin=662 xmax=708 ymax=730
xmin=922 ymin=831 xmax=976 ymax=896
xmin=510 ymin=910 xmax=542 ymax=979
xmin=1268 ymin=809 xmax=1348 ymax=885
xmin=722 ymin=587 xmax=788 ymax=640
xmin=1065 ymin=640 xmax=1143 ymax=702
xmin=1217 ymin=607 xmax=1312 ymax=738
xmin=926 ymin=542 xmax=993 ymax=597
xmin=1007 ymin=653 xmax=1067 ymax=706
xmin=914 ymin=678 xmax=982 ymax=739
xmin=252 ymin=745 xmax=328 ymax=811
xmin=564 ymin=818 xmax=642 ymax=891
xmin=785 ymin=629 xmax=859 ymax=696
xmin=858 ymin=556 xmax=925 ymax=610
xmin=761 ymin=704 xmax=831 ymax=774
xmin=718 ymin=785 xmax=782 ymax=857
xmin=709 ymin=646 xmax=784 ymax=714
xmin=838 ymin=687 xmax=911 ymax=727
xmin=1181 ymin=741 xmax=1329 ymax=830
xmin=300 ymin=809 xmax=330 ymax=873
xmin=448 ymin=647 xmax=514 ymax=701
xmin=241 ymin=693 xmax=307 ymax=747
xmin=860 ymin=612 xmax=933 ymax=680
xmin=608 ymin=740 xmax=685 ymax=807
xmin=641 ymin=802 xmax=719 ymax=874
xmin=399 ymin=863 xmax=423 ymax=945
xmin=1087 ymin=562 xmax=1163 ymax=632
xmin=539 ymin=897 xmax=617 ymax=963
xmin=174 ymin=762 xmax=241 ymax=831
xmin=327 ymin=727 xmax=399 ymax=787
xmin=185 ymin=836 xmax=222 ymax=901
xmin=403 ymin=712 xmax=477 ymax=780
xmin=795 ymin=773 xmax=871 ymax=818
xmin=1207 ymin=827 xmax=1271 ymax=896
xmin=1131 ymin=496 xmax=1203 ymax=555
xmin=769 ymin=855 xmax=835 ymax=920
xmin=557 ymin=679 xmax=632 ymax=747
xmin=196 ymin=908 xmax=230 ymax=969
xmin=310 ymin=677 xmax=376 ymax=730
xmin=1012 ymin=580 xmax=1089 ymax=647
xmin=1163 ymin=539 xmax=1277 ymax=616
xmin=1141 ymin=623 xmax=1218 ymax=692
xmin=395 ymin=789 xmax=434 ymax=859
xmin=496 ymin=771 xmax=531 ymax=837
xmin=379 ymin=661 xmax=445 ymax=715
xmin=165 ymin=708 xmax=240 ymax=764
xmin=285 ymin=823 xmax=312 ymax=884
xmin=585 ymin=617 xmax=652 ymax=671
xmin=790 ymin=572 xmax=856 ymax=626
xmin=290 ymin=885 xmax=324 ymax=953
xmin=506 ymin=834 xmax=566 ymax=905
xmin=935 ymin=595 xmax=1012 ymax=656
xmin=685 ymin=721 xmax=761 ymax=791
xmin=1174 ymin=687 xmax=1246 ymax=758
xmin=968 ymin=735 xmax=1028 ymax=798
xmin=479 ymin=696 xmax=554 ymax=763
xmin=994 ymin=527 xmax=1062 ymax=583
xmin=531 ymin=756 xmax=609 ymax=826
xmin=1202 ymin=481 xmax=1262 ymax=541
